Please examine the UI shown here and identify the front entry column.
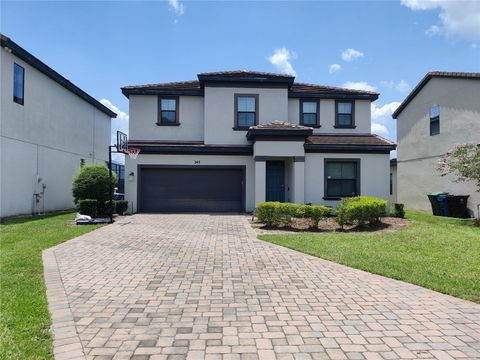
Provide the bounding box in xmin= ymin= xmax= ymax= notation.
xmin=292 ymin=156 xmax=305 ymax=204
xmin=254 ymin=157 xmax=266 ymax=206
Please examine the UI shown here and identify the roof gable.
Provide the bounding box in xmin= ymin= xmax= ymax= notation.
xmin=0 ymin=33 xmax=116 ymax=118
xmin=392 ymin=71 xmax=480 ymax=119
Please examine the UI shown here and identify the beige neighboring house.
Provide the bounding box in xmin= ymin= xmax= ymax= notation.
xmin=122 ymin=71 xmax=395 ymax=213
xmin=0 ymin=34 xmax=117 ymax=218
xmin=393 ymin=71 xmax=480 ymax=218
xmin=390 ymin=158 xmax=397 ymax=204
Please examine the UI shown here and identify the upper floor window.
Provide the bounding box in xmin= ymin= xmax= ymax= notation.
xmin=13 ymin=63 xmax=25 ymax=105
xmin=324 ymin=159 xmax=360 ymax=199
xmin=335 ymin=100 xmax=355 ymax=128
xmin=300 ymin=99 xmax=319 ymax=127
xmin=157 ymin=97 xmax=179 ymax=125
xmin=430 ymin=105 xmax=440 ymax=136
xmin=235 ymin=94 xmax=258 ymax=129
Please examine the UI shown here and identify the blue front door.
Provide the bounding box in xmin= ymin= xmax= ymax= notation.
xmin=266 ymin=161 xmax=285 ymax=202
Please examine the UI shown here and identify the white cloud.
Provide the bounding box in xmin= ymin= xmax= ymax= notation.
xmin=380 ymin=80 xmax=395 ymax=88
xmin=169 ymin=0 xmax=185 ymax=15
xmin=395 ymin=79 xmax=411 ymax=92
xmin=401 ymin=0 xmax=480 ymax=44
xmin=341 ymin=48 xmax=364 ymax=62
xmin=329 ymin=64 xmax=341 ymax=74
xmin=268 ymin=47 xmax=296 ymax=76
xmin=425 ymin=24 xmax=441 ymax=36
xmin=380 ymin=80 xmax=411 ymax=92
xmin=372 ymin=123 xmax=389 ymax=135
xmin=370 ymin=101 xmax=402 ymax=140
xmin=100 ymin=99 xmax=129 ymax=164
xmin=371 ymin=101 xmax=401 ymax=120
xmin=342 ymin=81 xmax=376 ymax=92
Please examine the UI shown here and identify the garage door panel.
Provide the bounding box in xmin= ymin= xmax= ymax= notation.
xmin=139 ymin=167 xmax=244 ymax=212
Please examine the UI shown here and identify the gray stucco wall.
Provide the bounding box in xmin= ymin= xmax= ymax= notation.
xmin=0 ymin=48 xmax=112 ymax=217
xmin=305 ymin=152 xmax=391 ymax=207
xmin=396 ymin=77 xmax=480 ymax=217
xmin=288 ymin=98 xmax=371 ymax=133
xmin=129 ymin=95 xmax=204 ymax=142
xmin=204 ymin=86 xmax=289 ymax=145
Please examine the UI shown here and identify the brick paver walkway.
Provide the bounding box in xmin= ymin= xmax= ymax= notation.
xmin=43 ymin=214 xmax=480 ymax=360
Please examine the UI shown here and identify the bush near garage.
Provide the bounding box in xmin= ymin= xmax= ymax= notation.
xmin=78 ymin=199 xmax=98 ymax=218
xmin=72 ymin=165 xmax=116 ymax=216
xmin=336 ymin=196 xmax=387 ymax=228
xmin=115 ymin=200 xmax=129 ymax=215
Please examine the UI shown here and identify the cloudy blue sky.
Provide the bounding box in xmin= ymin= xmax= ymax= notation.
xmin=1 ymin=0 xmax=479 ymax=161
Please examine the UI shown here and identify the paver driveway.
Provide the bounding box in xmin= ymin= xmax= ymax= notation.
xmin=43 ymin=214 xmax=480 ymax=360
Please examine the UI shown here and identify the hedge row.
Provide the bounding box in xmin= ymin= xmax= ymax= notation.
xmin=256 ymin=202 xmax=331 ymax=229
xmin=256 ymin=196 xmax=389 ymax=229
xmin=336 ymin=196 xmax=387 ymax=227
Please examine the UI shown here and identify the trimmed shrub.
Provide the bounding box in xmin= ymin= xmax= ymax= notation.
xmin=296 ymin=205 xmax=331 ymax=229
xmin=72 ymin=165 xmax=116 ymax=216
xmin=115 ymin=200 xmax=129 ymax=215
xmin=78 ymin=199 xmax=97 ymax=217
xmin=336 ymin=196 xmax=387 ymax=227
xmin=256 ymin=202 xmax=290 ymax=227
xmin=101 ymin=200 xmax=116 ymax=217
xmin=256 ymin=202 xmax=331 ymax=229
xmin=393 ymin=203 xmax=405 ymax=218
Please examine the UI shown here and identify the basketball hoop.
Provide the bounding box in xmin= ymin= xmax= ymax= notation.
xmin=126 ymin=147 xmax=140 ymax=160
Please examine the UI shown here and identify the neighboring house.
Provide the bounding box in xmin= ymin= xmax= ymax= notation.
xmin=390 ymin=158 xmax=397 ymax=204
xmin=0 ymin=34 xmax=117 ymax=218
xmin=122 ymin=70 xmax=395 ymax=213
xmin=393 ymin=72 xmax=480 ymax=217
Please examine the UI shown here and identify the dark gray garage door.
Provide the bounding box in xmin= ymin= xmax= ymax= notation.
xmin=139 ymin=166 xmax=244 ymax=213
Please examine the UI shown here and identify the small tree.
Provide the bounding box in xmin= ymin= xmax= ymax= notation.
xmin=72 ymin=165 xmax=116 ymax=216
xmin=437 ymin=143 xmax=480 ymax=191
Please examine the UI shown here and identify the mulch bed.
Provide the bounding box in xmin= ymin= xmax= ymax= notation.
xmin=251 ymin=216 xmax=410 ymax=235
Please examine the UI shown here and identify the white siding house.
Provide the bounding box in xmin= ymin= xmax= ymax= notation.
xmin=122 ymin=71 xmax=395 ymax=213
xmin=393 ymin=72 xmax=480 ymax=218
xmin=0 ymin=34 xmax=116 ymax=218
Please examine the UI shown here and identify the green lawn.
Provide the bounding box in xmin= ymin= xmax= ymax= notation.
xmin=0 ymin=212 xmax=102 ymax=360
xmin=259 ymin=211 xmax=480 ymax=303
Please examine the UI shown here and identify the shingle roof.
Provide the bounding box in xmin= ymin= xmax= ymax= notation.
xmin=121 ymin=80 xmax=200 ymax=91
xmin=250 ymin=121 xmax=313 ymax=130
xmin=198 ymin=70 xmax=295 ymax=78
xmin=306 ymin=134 xmax=395 ymax=146
xmin=246 ymin=121 xmax=314 ymax=140
xmin=0 ymin=33 xmax=116 ymax=118
xmin=122 ymin=71 xmax=378 ymax=100
xmin=290 ymin=82 xmax=378 ymax=96
xmin=392 ymin=71 xmax=480 ymax=119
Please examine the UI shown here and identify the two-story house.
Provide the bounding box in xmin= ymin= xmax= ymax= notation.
xmin=393 ymin=72 xmax=480 ymax=217
xmin=0 ymin=34 xmax=116 ymax=217
xmin=122 ymin=71 xmax=395 ymax=213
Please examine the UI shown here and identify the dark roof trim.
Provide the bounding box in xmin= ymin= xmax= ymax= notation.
xmin=393 ymin=71 xmax=480 ymax=119
xmin=198 ymin=72 xmax=295 ymax=87
xmin=246 ymin=128 xmax=313 ymax=141
xmin=203 ymin=81 xmax=290 ymax=89
xmin=305 ymin=144 xmax=396 ymax=153
xmin=128 ymin=142 xmax=253 ymax=155
xmin=121 ymin=88 xmax=204 ymax=97
xmin=288 ymin=91 xmax=378 ymax=101
xmin=0 ymin=34 xmax=116 ymax=118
